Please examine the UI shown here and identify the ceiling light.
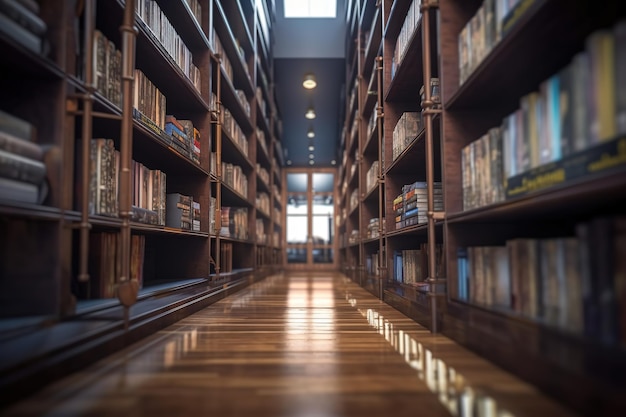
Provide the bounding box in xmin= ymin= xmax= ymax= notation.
xmin=303 ymin=73 xmax=317 ymax=89
xmin=308 ymin=145 xmax=314 ymax=151
xmin=309 ymin=160 xmax=315 ymax=165
xmin=307 ymin=127 xmax=315 ymax=138
xmin=331 ymin=160 xmax=336 ymax=165
xmin=287 ymin=160 xmax=292 ymax=165
xmin=305 ymin=107 xmax=316 ymax=119
xmin=309 ymin=154 xmax=314 ymax=159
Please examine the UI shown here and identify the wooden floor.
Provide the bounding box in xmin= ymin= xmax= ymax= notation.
xmin=1 ymin=272 xmax=579 ymax=416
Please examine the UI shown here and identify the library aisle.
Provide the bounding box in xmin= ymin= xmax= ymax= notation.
xmin=2 ymin=272 xmax=576 ymax=417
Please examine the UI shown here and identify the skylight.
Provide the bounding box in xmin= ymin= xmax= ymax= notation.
xmin=284 ymin=0 xmax=337 ymax=18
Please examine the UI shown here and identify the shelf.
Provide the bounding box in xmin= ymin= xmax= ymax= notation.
xmin=385 ymin=223 xmax=429 ymax=239
xmin=213 ymin=0 xmax=255 ymax=97
xmin=385 ymin=114 xmax=441 ymax=177
xmin=220 ymin=182 xmax=252 ymax=207
xmin=219 ymin=67 xmax=254 ymax=134
xmin=158 ymin=0 xmax=211 ymax=52
xmin=445 ymin=0 xmax=625 ymax=111
xmin=130 ymin=224 xmax=209 ymax=238
xmin=131 ymin=9 xmax=210 ymax=115
xmin=447 ymin=164 xmax=626 ymax=224
xmin=384 ymin=17 xmax=425 ymax=103
xmin=383 ymin=0 xmax=412 ymax=41
xmin=0 ymin=30 xmax=65 ymax=81
xmin=131 ymin=110 xmax=209 ymax=176
xmin=363 ymin=236 xmax=383 ymax=246
xmin=220 ymin=128 xmax=254 ymax=172
xmin=256 ymin=100 xmax=271 ymax=138
xmin=256 ymin=209 xmax=271 ymax=221
xmin=256 ymin=138 xmax=272 ymax=169
xmin=218 ymin=0 xmax=254 ymax=62
xmin=217 ymin=235 xmax=255 ymax=245
xmin=363 ymin=183 xmax=380 ymax=204
xmin=0 ymin=201 xmax=63 ymax=221
xmin=363 ymin=125 xmax=379 ymax=157
xmin=256 ymin=176 xmax=271 ymax=194
xmin=362 ymin=9 xmax=382 ymax=81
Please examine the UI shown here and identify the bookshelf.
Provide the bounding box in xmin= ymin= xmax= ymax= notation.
xmin=0 ymin=0 xmax=282 ymax=324
xmin=439 ymin=0 xmax=626 ymax=413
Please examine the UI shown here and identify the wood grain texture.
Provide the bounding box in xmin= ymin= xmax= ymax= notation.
xmin=2 ymin=272 xmax=577 ymax=417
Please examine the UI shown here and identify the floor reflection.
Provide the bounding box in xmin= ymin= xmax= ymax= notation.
xmin=345 ymin=286 xmax=517 ymax=417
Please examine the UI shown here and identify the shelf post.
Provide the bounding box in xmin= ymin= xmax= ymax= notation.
xmin=376 ymin=55 xmax=385 ymax=297
xmin=421 ymin=0 xmax=443 ymax=333
xmin=117 ymin=0 xmax=138 ymax=330
xmin=77 ymin=0 xmax=96 ymax=289
xmin=213 ymin=54 xmax=223 ymax=277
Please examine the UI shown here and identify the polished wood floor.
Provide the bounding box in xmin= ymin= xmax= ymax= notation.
xmin=1 ymin=272 xmax=579 ymax=416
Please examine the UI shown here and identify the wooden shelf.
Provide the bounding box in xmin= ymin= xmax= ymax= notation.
xmin=362 ymin=9 xmax=382 ymax=80
xmin=220 ymin=182 xmax=252 ymax=207
xmin=0 ymin=201 xmax=64 ymax=221
xmin=0 ymin=31 xmax=65 ymax=81
xmin=158 ymin=0 xmax=211 ymax=52
xmin=219 ymin=67 xmax=254 ymax=134
xmin=220 ymin=128 xmax=254 ymax=172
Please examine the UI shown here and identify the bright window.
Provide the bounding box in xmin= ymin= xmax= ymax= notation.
xmin=284 ymin=0 xmax=337 ymax=18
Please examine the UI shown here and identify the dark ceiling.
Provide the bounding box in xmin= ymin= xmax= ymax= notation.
xmin=272 ymin=0 xmax=347 ymax=168
xmin=275 ymin=58 xmax=345 ymax=167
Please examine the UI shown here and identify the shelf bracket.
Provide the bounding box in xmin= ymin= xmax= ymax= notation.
xmin=428 ymin=211 xmax=445 ymax=221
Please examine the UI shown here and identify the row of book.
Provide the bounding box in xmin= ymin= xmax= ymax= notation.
xmin=391 ymin=0 xmax=422 ymax=80
xmin=93 ymin=30 xmax=122 ymax=107
xmin=257 ymin=163 xmax=269 ymax=186
xmin=366 ymin=161 xmax=378 ymax=192
xmin=211 ymin=30 xmax=234 ymax=83
xmin=183 ymin=0 xmax=202 ymax=27
xmin=133 ymin=69 xmax=167 ymax=131
xmin=256 ymin=218 xmax=267 ymax=245
xmin=507 ymin=23 xmax=626 ymax=177
xmin=0 ymin=0 xmax=47 ymax=56
xmin=136 ymin=0 xmax=200 ymax=91
xmin=219 ymin=207 xmax=248 ymax=240
xmin=86 ymin=233 xmax=146 ymax=299
xmin=222 ymin=162 xmax=248 ymax=198
xmin=458 ymin=0 xmax=511 ymax=85
xmin=367 ymin=217 xmax=382 ymax=239
xmin=237 ymin=89 xmax=250 ymax=117
xmin=367 ymin=108 xmax=377 ymax=139
xmin=392 ymin=112 xmax=422 ymax=161
xmin=85 ymin=138 xmax=167 ymax=226
xmin=393 ymin=181 xmax=443 ymax=229
xmin=349 ymin=188 xmax=359 ymax=212
xmin=456 ymin=216 xmax=626 ymax=346
xmin=365 ymin=252 xmax=381 ymax=277
xmin=256 ymin=192 xmax=270 ymax=216
xmin=392 ymin=244 xmax=444 ymax=287
xmin=165 ymin=193 xmax=200 ymax=231
xmin=461 ymin=127 xmax=505 ymax=210
xmin=257 ymin=128 xmax=268 ymax=157
xmin=0 ymin=109 xmax=47 ymax=205
xmin=223 ymin=107 xmax=248 ymax=157
xmin=463 ymin=22 xmax=626 ymax=210
xmin=164 ymin=115 xmax=201 ymax=165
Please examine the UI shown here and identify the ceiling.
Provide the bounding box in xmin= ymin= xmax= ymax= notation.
xmin=272 ymin=0 xmax=347 ymax=167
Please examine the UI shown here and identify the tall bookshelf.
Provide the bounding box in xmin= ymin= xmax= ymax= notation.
xmin=0 ymin=0 xmax=282 ymax=324
xmin=339 ymin=0 xmax=445 ymax=329
xmin=439 ymin=0 xmax=626 ymax=413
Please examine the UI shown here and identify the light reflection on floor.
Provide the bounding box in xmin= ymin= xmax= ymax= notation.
xmin=345 ymin=291 xmax=515 ymax=417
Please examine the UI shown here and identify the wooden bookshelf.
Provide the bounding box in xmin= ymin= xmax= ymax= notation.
xmin=439 ymin=0 xmax=626 ymax=414
xmin=0 ymin=0 xmax=283 ymax=323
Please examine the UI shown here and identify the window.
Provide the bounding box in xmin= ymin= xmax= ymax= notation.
xmin=284 ymin=0 xmax=337 ymax=18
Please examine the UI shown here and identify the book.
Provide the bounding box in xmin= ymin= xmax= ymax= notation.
xmin=586 ymin=29 xmax=616 ymax=143
xmin=0 ymin=0 xmax=46 ymax=35
xmin=0 ymin=109 xmax=36 ymax=142
xmin=0 ymin=11 xmax=41 ymax=54
xmin=0 ymin=129 xmax=43 ymax=160
xmin=0 ymin=148 xmax=46 ymax=184
xmin=0 ymin=175 xmax=38 ymax=203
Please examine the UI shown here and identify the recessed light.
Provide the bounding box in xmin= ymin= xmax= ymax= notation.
xmin=331 ymin=160 xmax=336 ymax=165
xmin=308 ymin=145 xmax=314 ymax=151
xmin=307 ymin=127 xmax=315 ymax=138
xmin=309 ymin=154 xmax=314 ymax=159
xmin=305 ymin=107 xmax=316 ymax=119
xmin=309 ymin=160 xmax=315 ymax=165
xmin=303 ymin=73 xmax=316 ymax=89
xmin=287 ymin=160 xmax=292 ymax=165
